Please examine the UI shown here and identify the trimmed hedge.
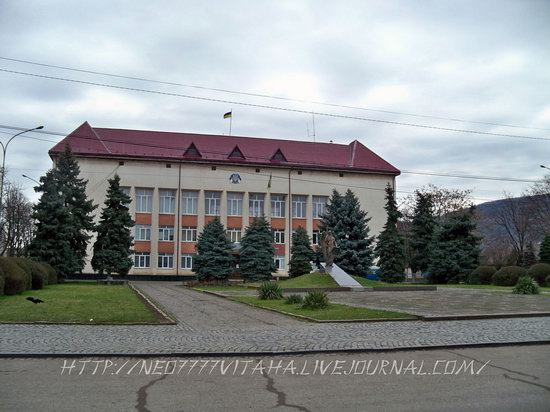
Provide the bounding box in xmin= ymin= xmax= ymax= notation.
xmin=527 ymin=263 xmax=550 ymax=285
xmin=28 ymin=260 xmax=48 ymax=290
xmin=492 ymin=266 xmax=527 ymax=286
xmin=468 ymin=266 xmax=496 ymax=285
xmin=41 ymin=262 xmax=58 ymax=285
xmin=546 ymin=275 xmax=550 ymax=287
xmin=0 ymin=265 xmax=5 ymax=295
xmin=0 ymin=257 xmax=28 ymax=295
xmin=12 ymin=257 xmax=36 ymax=290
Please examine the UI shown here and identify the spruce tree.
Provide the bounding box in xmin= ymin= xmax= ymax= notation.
xmin=540 ymin=235 xmax=550 ymax=264
xmin=337 ymin=189 xmax=375 ymax=275
xmin=55 ymin=144 xmax=97 ymax=272
xmin=318 ymin=189 xmax=346 ymax=240
xmin=427 ymin=209 xmax=481 ymax=284
xmin=410 ymin=191 xmax=437 ymax=274
xmin=239 ymin=217 xmax=275 ymax=282
xmin=289 ymin=226 xmax=314 ymax=277
xmin=375 ymin=185 xmax=406 ymax=282
xmin=91 ymin=174 xmax=134 ymax=277
xmin=27 ymin=170 xmax=78 ymax=278
xmin=193 ymin=218 xmax=234 ymax=281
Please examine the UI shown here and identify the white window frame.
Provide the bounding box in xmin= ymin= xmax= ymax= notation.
xmin=271 ymin=194 xmax=286 ymax=218
xmin=205 ymin=191 xmax=221 ymax=216
xmin=182 ymin=226 xmax=197 ymax=242
xmin=134 ymin=252 xmax=150 ymax=268
xmin=249 ymin=193 xmax=265 ymax=217
xmin=274 ymin=256 xmax=285 ymax=271
xmin=272 ymin=229 xmax=285 ymax=244
xmin=312 ymin=230 xmax=321 ymax=246
xmin=158 ymin=226 xmax=175 ymax=242
xmin=312 ymin=196 xmax=328 ymax=219
xmin=181 ymin=254 xmax=194 ymax=270
xmin=227 ymin=192 xmax=243 ymax=216
xmin=158 ymin=253 xmax=174 ymax=269
xmin=135 ymin=188 xmax=153 ymax=213
xmin=135 ymin=225 xmax=151 ymax=241
xmin=292 ymin=195 xmax=307 ymax=218
xmin=227 ymin=228 xmax=242 ymax=244
xmin=182 ymin=191 xmax=198 ymax=215
xmin=159 ymin=189 xmax=176 ymax=214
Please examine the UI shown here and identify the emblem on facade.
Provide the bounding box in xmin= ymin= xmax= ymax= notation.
xmin=229 ymin=173 xmax=242 ymax=184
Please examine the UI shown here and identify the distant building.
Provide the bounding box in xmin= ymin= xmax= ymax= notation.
xmin=49 ymin=121 xmax=400 ymax=278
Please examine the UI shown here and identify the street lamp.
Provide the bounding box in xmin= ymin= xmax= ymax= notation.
xmin=0 ymin=126 xmax=44 ymax=214
xmin=541 ymin=165 xmax=549 ymax=171
xmin=22 ymin=174 xmax=40 ymax=185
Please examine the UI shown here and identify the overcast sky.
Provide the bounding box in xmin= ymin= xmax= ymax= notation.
xmin=1 ymin=0 xmax=549 ymax=204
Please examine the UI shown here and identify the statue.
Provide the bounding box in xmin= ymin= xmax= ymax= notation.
xmin=320 ymin=230 xmax=337 ymax=268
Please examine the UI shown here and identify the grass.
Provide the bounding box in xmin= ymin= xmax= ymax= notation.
xmin=439 ymin=284 xmax=550 ymax=292
xmin=231 ymin=296 xmax=414 ymax=321
xmin=0 ymin=282 xmax=158 ymax=323
xmin=278 ymin=273 xmax=339 ymax=288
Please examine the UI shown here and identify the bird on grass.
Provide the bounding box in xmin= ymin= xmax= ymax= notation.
xmin=26 ymin=297 xmax=44 ymax=304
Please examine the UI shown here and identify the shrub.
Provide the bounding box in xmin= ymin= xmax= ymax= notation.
xmin=28 ymin=260 xmax=49 ymax=290
xmin=41 ymin=262 xmax=58 ymax=284
xmin=285 ymin=294 xmax=304 ymax=305
xmin=11 ymin=257 xmax=32 ymax=290
xmin=513 ymin=276 xmax=540 ymax=295
xmin=258 ymin=282 xmax=283 ymax=300
xmin=0 ymin=257 xmax=27 ymax=295
xmin=468 ymin=266 xmax=496 ymax=285
xmin=492 ymin=266 xmax=526 ymax=286
xmin=546 ymin=275 xmax=550 ymax=287
xmin=527 ymin=263 xmax=550 ymax=285
xmin=302 ymin=290 xmax=329 ymax=309
xmin=0 ymin=267 xmax=5 ymax=295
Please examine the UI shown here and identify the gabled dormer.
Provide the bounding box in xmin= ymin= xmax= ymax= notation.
xmin=270 ymin=148 xmax=287 ymax=162
xmin=228 ymin=145 xmax=245 ymax=159
xmin=183 ymin=142 xmax=202 ymax=158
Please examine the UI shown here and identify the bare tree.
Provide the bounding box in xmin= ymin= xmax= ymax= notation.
xmin=400 ymin=184 xmax=473 ymax=222
xmin=523 ymin=174 xmax=550 ymax=236
xmin=0 ymin=182 xmax=34 ymax=256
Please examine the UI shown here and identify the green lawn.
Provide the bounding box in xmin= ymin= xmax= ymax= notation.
xmin=278 ymin=273 xmax=339 ymax=288
xmin=0 ymin=283 xmax=159 ymax=323
xmin=231 ymin=296 xmax=414 ymax=321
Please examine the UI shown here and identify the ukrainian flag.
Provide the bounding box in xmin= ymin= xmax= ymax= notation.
xmin=223 ymin=111 xmax=232 ymax=119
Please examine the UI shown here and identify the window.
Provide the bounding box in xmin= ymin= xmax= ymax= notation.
xmin=134 ymin=253 xmax=150 ymax=268
xmin=292 ymin=195 xmax=307 ymax=218
xmin=272 ymin=229 xmax=285 ymax=244
xmin=274 ymin=256 xmax=285 ymax=271
xmin=158 ymin=226 xmax=175 ymax=242
xmin=182 ymin=226 xmax=197 ymax=242
xmin=249 ymin=193 xmax=264 ymax=217
xmin=182 ymin=191 xmax=198 ymax=215
xmin=159 ymin=189 xmax=176 ymax=214
xmin=158 ymin=253 xmax=174 ymax=269
xmin=312 ymin=230 xmax=320 ymax=246
xmin=181 ymin=254 xmax=194 ymax=270
xmin=135 ymin=225 xmax=151 ymax=241
xmin=271 ymin=194 xmax=286 ymax=218
xmin=227 ymin=228 xmax=242 ymax=244
xmin=205 ymin=191 xmax=221 ymax=216
xmin=312 ymin=196 xmax=328 ymax=218
xmin=227 ymin=192 xmax=243 ymax=216
xmin=136 ymin=188 xmax=153 ymax=213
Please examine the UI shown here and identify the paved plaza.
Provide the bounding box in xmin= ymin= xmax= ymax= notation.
xmin=1 ymin=282 xmax=550 ymax=356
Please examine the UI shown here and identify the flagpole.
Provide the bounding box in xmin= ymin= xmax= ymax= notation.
xmin=229 ymin=108 xmax=232 ymax=136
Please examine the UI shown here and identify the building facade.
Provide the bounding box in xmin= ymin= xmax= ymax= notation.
xmin=49 ymin=122 xmax=400 ymax=278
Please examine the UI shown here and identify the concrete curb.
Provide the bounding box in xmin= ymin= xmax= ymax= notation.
xmin=2 ymin=340 xmax=550 ymax=359
xmin=130 ymin=284 xmax=177 ymax=325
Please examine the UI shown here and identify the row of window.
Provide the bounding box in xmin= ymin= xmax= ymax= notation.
xmin=134 ymin=253 xmax=286 ymax=271
xmin=131 ymin=189 xmax=328 ymax=218
xmin=135 ymin=225 xmax=322 ymax=245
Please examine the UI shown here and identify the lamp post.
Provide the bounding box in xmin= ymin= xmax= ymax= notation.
xmin=22 ymin=174 xmax=40 ymax=185
xmin=541 ymin=165 xmax=549 ymax=171
xmin=0 ymin=126 xmax=44 ymax=215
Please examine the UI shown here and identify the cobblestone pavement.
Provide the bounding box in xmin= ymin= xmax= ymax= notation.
xmin=327 ymin=289 xmax=550 ymax=317
xmin=1 ymin=282 xmax=549 ymax=356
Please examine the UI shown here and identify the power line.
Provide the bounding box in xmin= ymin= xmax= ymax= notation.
xmin=1 ymin=68 xmax=549 ymax=142
xmin=1 ymin=55 xmax=548 ymax=132
xmin=0 ymin=124 xmax=541 ymax=184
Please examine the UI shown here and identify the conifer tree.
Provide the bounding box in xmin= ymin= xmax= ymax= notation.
xmin=428 ymin=209 xmax=481 ymax=284
xmin=337 ymin=189 xmax=375 ymax=275
xmin=540 ymin=235 xmax=550 ymax=264
xmin=193 ymin=218 xmax=234 ymax=281
xmin=27 ymin=170 xmax=78 ymax=278
xmin=410 ymin=191 xmax=437 ymax=273
xmin=318 ymin=189 xmax=346 ymax=240
xmin=240 ymin=217 xmax=275 ymax=282
xmin=289 ymin=226 xmax=314 ymax=277
xmin=55 ymin=144 xmax=96 ymax=272
xmin=375 ymin=185 xmax=406 ymax=282
xmin=91 ymin=174 xmax=134 ymax=277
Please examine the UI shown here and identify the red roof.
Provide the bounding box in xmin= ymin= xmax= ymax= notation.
xmin=49 ymin=121 xmax=400 ymax=175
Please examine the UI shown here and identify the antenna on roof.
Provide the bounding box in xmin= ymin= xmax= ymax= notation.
xmin=306 ymin=111 xmax=316 ymax=143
